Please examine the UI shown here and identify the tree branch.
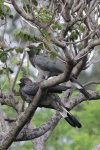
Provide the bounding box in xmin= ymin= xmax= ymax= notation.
xmin=74 ymin=39 xmax=100 ymax=62
xmin=0 ymin=88 xmax=43 ymax=149
xmin=83 ymin=81 xmax=100 ymax=87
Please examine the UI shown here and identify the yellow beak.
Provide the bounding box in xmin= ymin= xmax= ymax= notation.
xmin=16 ymin=80 xmax=21 ymax=85
xmin=25 ymin=48 xmax=30 ymax=51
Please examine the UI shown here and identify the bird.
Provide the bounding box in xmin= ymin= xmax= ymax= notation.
xmin=25 ymin=45 xmax=90 ymax=99
xmin=17 ymin=77 xmax=82 ymax=128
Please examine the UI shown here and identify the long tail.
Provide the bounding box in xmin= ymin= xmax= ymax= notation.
xmin=79 ymin=88 xmax=90 ymax=99
xmin=60 ymin=107 xmax=82 ymax=128
xmin=70 ymin=77 xmax=90 ymax=100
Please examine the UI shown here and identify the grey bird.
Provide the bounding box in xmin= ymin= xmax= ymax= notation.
xmin=25 ymin=45 xmax=90 ymax=99
xmin=17 ymin=77 xmax=82 ymax=128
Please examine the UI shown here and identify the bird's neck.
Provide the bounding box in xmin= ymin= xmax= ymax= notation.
xmin=28 ymin=51 xmax=35 ymax=58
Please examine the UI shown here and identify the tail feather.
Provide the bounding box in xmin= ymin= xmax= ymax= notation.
xmin=65 ymin=116 xmax=76 ymax=127
xmin=79 ymin=88 xmax=90 ymax=100
xmin=60 ymin=107 xmax=82 ymax=128
xmin=67 ymin=113 xmax=82 ymax=128
xmin=70 ymin=77 xmax=90 ymax=100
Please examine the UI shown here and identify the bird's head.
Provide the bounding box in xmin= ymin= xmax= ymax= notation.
xmin=17 ymin=78 xmax=32 ymax=87
xmin=25 ymin=45 xmax=36 ymax=56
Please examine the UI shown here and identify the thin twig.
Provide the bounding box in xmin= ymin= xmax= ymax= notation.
xmin=8 ymin=53 xmax=18 ymax=67
xmin=1 ymin=78 xmax=8 ymax=90
xmin=20 ymin=66 xmax=27 ymax=78
xmin=2 ymin=0 xmax=11 ymax=4
xmin=26 ymin=27 xmax=30 ymax=77
xmin=43 ymin=43 xmax=51 ymax=53
xmin=65 ymin=29 xmax=95 ymax=45
xmin=48 ymin=4 xmax=57 ymax=26
xmin=5 ymin=62 xmax=12 ymax=93
xmin=83 ymin=81 xmax=100 ymax=87
xmin=12 ymin=51 xmax=26 ymax=91
xmin=2 ymin=16 xmax=7 ymax=45
xmin=96 ymin=1 xmax=99 ymax=25
xmin=42 ymin=37 xmax=67 ymax=62
xmin=4 ymin=117 xmax=16 ymax=122
xmin=0 ymin=22 xmax=7 ymax=27
xmin=42 ymin=0 xmax=44 ymax=7
xmin=30 ymin=0 xmax=34 ymax=17
xmin=20 ymin=16 xmax=38 ymax=29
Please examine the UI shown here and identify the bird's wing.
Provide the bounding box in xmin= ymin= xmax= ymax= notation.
xmin=48 ymin=85 xmax=71 ymax=93
xmin=49 ymin=93 xmax=66 ymax=111
xmin=22 ymin=82 xmax=40 ymax=96
xmin=35 ymin=53 xmax=66 ymax=73
xmin=19 ymin=88 xmax=34 ymax=103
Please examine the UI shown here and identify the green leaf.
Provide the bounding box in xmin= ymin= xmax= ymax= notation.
xmin=14 ymin=29 xmax=21 ymax=38
xmin=15 ymin=47 xmax=23 ymax=53
xmin=14 ymin=29 xmax=40 ymax=42
xmin=41 ymin=29 xmax=47 ymax=35
xmin=8 ymin=67 xmax=13 ymax=74
xmin=71 ymin=31 xmax=78 ymax=40
xmin=1 ymin=4 xmax=10 ymax=13
xmin=9 ymin=14 xmax=13 ymax=19
xmin=19 ymin=32 xmax=24 ymax=39
xmin=52 ymin=25 xmax=57 ymax=30
xmin=32 ymin=0 xmax=38 ymax=6
xmin=24 ymin=34 xmax=28 ymax=41
xmin=1 ymin=5 xmax=8 ymax=13
xmin=79 ymin=25 xmax=85 ymax=32
xmin=50 ymin=52 xmax=56 ymax=60
xmin=5 ymin=47 xmax=15 ymax=52
xmin=21 ymin=0 xmax=29 ymax=4
xmin=0 ymin=69 xmax=3 ymax=74
xmin=0 ymin=52 xmax=7 ymax=62
xmin=57 ymin=23 xmax=62 ymax=30
xmin=1 ymin=15 xmax=4 ymax=20
xmin=40 ymin=29 xmax=51 ymax=43
xmin=33 ymin=46 xmax=41 ymax=55
xmin=78 ymin=44 xmax=83 ymax=51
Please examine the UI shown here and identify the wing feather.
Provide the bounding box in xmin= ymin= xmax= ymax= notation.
xmin=35 ymin=53 xmax=66 ymax=74
xmin=22 ymin=82 xmax=40 ymax=96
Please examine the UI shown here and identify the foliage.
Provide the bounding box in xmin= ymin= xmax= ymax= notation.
xmin=14 ymin=29 xmax=40 ymax=43
xmin=0 ymin=3 xmax=13 ymax=20
xmin=0 ymin=0 xmax=100 ymax=149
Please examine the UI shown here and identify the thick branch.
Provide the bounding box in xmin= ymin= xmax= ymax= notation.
xmin=84 ymin=81 xmax=100 ymax=87
xmin=66 ymin=90 xmax=100 ymax=109
xmin=11 ymin=0 xmax=46 ymax=28
xmin=0 ymin=90 xmax=22 ymax=113
xmin=0 ymin=62 xmax=74 ymax=149
xmin=74 ymin=39 xmax=100 ymax=62
xmin=92 ymin=142 xmax=100 ymax=150
xmin=15 ymin=112 xmax=61 ymax=141
xmin=0 ymin=90 xmax=100 ymax=142
xmin=0 ymin=88 xmax=43 ymax=149
xmin=40 ymin=63 xmax=73 ymax=89
xmin=11 ymin=0 xmax=73 ymax=63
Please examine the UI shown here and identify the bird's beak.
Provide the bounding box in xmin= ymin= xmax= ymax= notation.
xmin=17 ymin=80 xmax=21 ymax=85
xmin=25 ymin=48 xmax=30 ymax=51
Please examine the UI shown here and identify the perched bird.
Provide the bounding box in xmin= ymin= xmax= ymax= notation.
xmin=17 ymin=77 xmax=82 ymax=128
xmin=25 ymin=45 xmax=90 ymax=99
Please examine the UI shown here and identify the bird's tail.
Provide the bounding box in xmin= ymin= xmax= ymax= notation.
xmin=60 ymin=107 xmax=82 ymax=128
xmin=70 ymin=77 xmax=90 ymax=100
xmin=79 ymin=88 xmax=90 ymax=100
